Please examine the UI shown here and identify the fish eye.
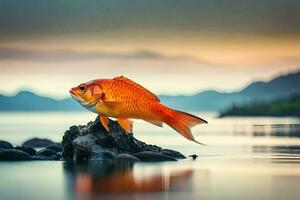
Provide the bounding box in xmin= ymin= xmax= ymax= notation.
xmin=79 ymin=85 xmax=86 ymax=93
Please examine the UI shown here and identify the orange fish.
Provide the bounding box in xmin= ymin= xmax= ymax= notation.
xmin=70 ymin=76 xmax=207 ymax=144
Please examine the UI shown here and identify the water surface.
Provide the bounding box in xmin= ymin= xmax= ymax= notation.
xmin=0 ymin=112 xmax=299 ymax=200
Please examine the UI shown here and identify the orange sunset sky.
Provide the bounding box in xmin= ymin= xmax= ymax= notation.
xmin=0 ymin=0 xmax=300 ymax=98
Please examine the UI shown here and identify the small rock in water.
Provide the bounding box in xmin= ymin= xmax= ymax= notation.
xmin=0 ymin=149 xmax=31 ymax=161
xmin=38 ymin=149 xmax=56 ymax=157
xmin=50 ymin=152 xmax=63 ymax=161
xmin=56 ymin=152 xmax=62 ymax=158
xmin=14 ymin=145 xmax=36 ymax=156
xmin=46 ymin=144 xmax=62 ymax=153
xmin=0 ymin=140 xmax=13 ymax=150
xmin=161 ymin=149 xmax=186 ymax=159
xmin=23 ymin=138 xmax=55 ymax=148
xmin=114 ymin=154 xmax=140 ymax=162
xmin=133 ymin=151 xmax=177 ymax=162
xmin=32 ymin=154 xmax=49 ymax=161
xmin=188 ymin=154 xmax=198 ymax=160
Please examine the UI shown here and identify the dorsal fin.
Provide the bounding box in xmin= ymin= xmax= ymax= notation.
xmin=113 ymin=76 xmax=160 ymax=102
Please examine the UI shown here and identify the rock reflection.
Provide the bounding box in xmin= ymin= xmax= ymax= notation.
xmin=253 ymin=145 xmax=300 ymax=164
xmin=253 ymin=145 xmax=300 ymax=155
xmin=63 ymin=161 xmax=193 ymax=197
xmin=252 ymin=124 xmax=300 ymax=137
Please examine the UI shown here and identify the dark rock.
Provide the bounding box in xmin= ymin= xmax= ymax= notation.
xmin=89 ymin=151 xmax=116 ymax=161
xmin=161 ymin=149 xmax=186 ymax=159
xmin=0 ymin=140 xmax=13 ymax=149
xmin=114 ymin=154 xmax=140 ymax=162
xmin=62 ymin=126 xmax=80 ymax=161
xmin=0 ymin=149 xmax=31 ymax=161
xmin=38 ymin=149 xmax=56 ymax=157
xmin=188 ymin=154 xmax=199 ymax=160
xmin=32 ymin=152 xmax=62 ymax=161
xmin=22 ymin=138 xmax=55 ymax=148
xmin=133 ymin=151 xmax=177 ymax=162
xmin=50 ymin=152 xmax=63 ymax=161
xmin=62 ymin=116 xmax=185 ymax=162
xmin=14 ymin=145 xmax=36 ymax=156
xmin=32 ymin=154 xmax=49 ymax=161
xmin=56 ymin=152 xmax=62 ymax=158
xmin=46 ymin=144 xmax=62 ymax=153
xmin=95 ymin=135 xmax=117 ymax=148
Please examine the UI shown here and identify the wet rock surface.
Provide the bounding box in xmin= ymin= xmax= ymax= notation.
xmin=114 ymin=154 xmax=140 ymax=162
xmin=62 ymin=116 xmax=186 ymax=162
xmin=0 ymin=149 xmax=31 ymax=161
xmin=38 ymin=149 xmax=57 ymax=157
xmin=46 ymin=144 xmax=62 ymax=153
xmin=0 ymin=139 xmax=63 ymax=161
xmin=0 ymin=140 xmax=13 ymax=149
xmin=14 ymin=146 xmax=37 ymax=156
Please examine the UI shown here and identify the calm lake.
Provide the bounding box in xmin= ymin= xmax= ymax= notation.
xmin=0 ymin=112 xmax=300 ymax=200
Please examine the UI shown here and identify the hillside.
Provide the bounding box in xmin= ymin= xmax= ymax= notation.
xmin=161 ymin=70 xmax=300 ymax=111
xmin=0 ymin=91 xmax=82 ymax=111
xmin=219 ymin=95 xmax=300 ymax=117
xmin=0 ymin=70 xmax=299 ymax=111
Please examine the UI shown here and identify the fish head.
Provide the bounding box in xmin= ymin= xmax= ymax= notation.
xmin=69 ymin=80 xmax=103 ymax=106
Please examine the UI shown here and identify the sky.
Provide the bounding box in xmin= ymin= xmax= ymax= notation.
xmin=0 ymin=0 xmax=300 ymax=99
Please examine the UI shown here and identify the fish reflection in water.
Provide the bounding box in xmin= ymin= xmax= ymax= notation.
xmin=63 ymin=161 xmax=193 ymax=198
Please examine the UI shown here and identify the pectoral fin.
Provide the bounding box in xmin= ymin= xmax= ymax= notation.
xmin=103 ymin=101 xmax=121 ymax=110
xmin=117 ymin=118 xmax=133 ymax=133
xmin=145 ymin=119 xmax=163 ymax=127
xmin=100 ymin=115 xmax=109 ymax=132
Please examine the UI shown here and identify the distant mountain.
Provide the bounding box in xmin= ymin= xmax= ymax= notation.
xmin=240 ymin=71 xmax=300 ymax=98
xmin=160 ymin=70 xmax=300 ymax=111
xmin=0 ymin=91 xmax=82 ymax=111
xmin=160 ymin=90 xmax=247 ymax=112
xmin=0 ymin=70 xmax=299 ymax=111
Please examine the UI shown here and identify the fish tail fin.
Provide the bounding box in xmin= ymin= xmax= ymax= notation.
xmin=161 ymin=106 xmax=207 ymax=145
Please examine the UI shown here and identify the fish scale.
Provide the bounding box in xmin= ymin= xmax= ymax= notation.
xmin=101 ymin=79 xmax=155 ymax=117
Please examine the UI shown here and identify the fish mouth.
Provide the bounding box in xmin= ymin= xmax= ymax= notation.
xmin=69 ymin=89 xmax=81 ymax=101
xmin=69 ymin=89 xmax=76 ymax=96
xmin=69 ymin=89 xmax=83 ymax=102
xmin=69 ymin=89 xmax=90 ymax=106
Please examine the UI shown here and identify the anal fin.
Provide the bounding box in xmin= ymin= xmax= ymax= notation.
xmin=100 ymin=115 xmax=109 ymax=132
xmin=117 ymin=118 xmax=133 ymax=133
xmin=145 ymin=119 xmax=163 ymax=127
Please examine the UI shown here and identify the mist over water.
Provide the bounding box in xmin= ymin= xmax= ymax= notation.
xmin=0 ymin=112 xmax=299 ymax=200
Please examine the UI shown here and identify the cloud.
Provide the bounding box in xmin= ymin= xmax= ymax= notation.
xmin=0 ymin=0 xmax=299 ymax=41
xmin=0 ymin=47 xmax=201 ymax=62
